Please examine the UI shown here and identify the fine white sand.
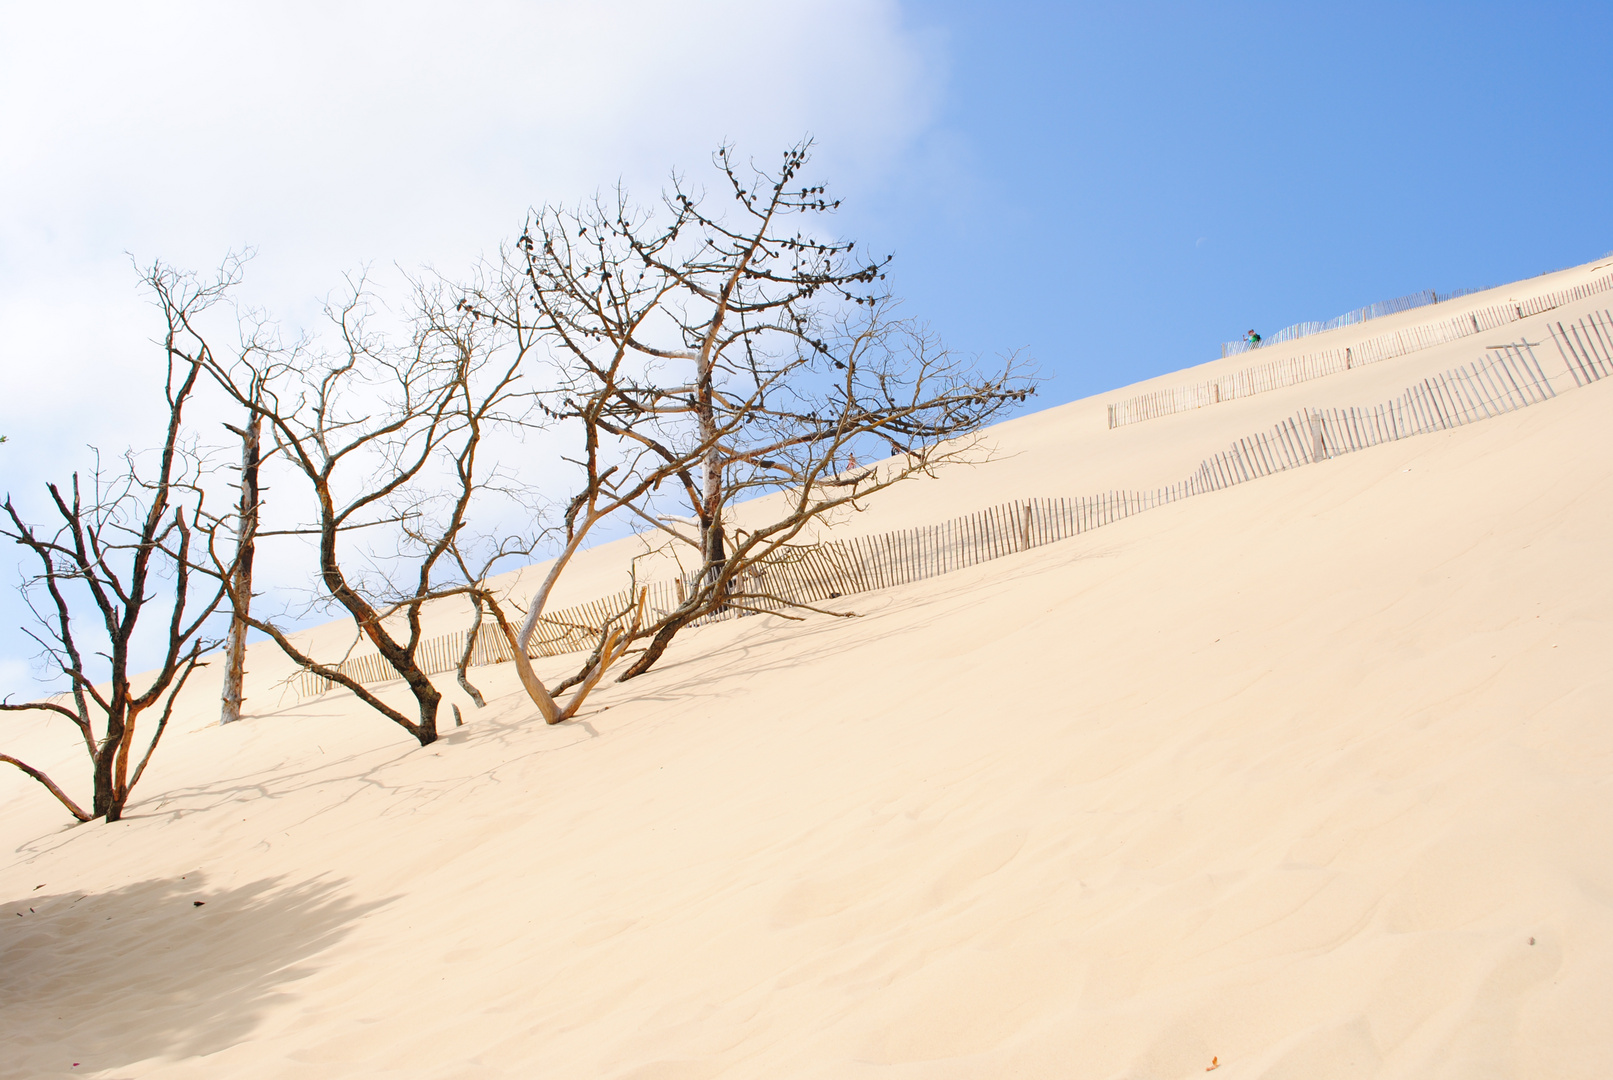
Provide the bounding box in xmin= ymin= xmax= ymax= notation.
xmin=3 ymin=260 xmax=1612 ymax=1078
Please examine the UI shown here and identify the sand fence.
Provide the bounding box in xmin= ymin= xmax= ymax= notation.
xmin=1215 ymin=286 xmax=1485 ymax=358
xmin=1108 ymin=272 xmax=1613 ymax=428
xmin=296 ymin=311 xmax=1613 ymax=698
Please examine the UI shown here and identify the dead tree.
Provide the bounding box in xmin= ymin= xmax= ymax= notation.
xmin=447 ymin=259 xmax=696 ymax=724
xmin=469 ymin=141 xmax=1034 ymax=698
xmin=218 ymin=382 xmax=264 ymax=725
xmin=0 ymin=262 xmax=236 ymax=822
xmin=198 ymin=274 xmax=549 ymax=746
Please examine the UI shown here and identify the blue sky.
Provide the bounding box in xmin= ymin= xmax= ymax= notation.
xmin=1 ymin=1 xmax=1609 ymax=693
xmin=844 ymin=1 xmax=1613 ymax=403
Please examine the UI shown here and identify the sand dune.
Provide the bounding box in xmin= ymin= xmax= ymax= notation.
xmin=3 ymin=260 xmax=1612 ymax=1078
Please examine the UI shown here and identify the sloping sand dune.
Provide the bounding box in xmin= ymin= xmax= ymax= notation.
xmin=3 ymin=262 xmax=1612 ymax=1078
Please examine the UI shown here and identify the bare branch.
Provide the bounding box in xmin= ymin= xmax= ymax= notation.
xmin=476 ymin=141 xmax=1035 ymax=696
xmin=0 ymin=754 xmax=91 ymax=822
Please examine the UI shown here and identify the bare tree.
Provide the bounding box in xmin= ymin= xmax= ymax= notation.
xmin=429 ymin=258 xmax=674 ymax=725
xmin=218 ymin=379 xmax=264 ymax=725
xmin=464 ymin=141 xmax=1033 ymax=704
xmin=0 ymin=262 xmax=236 ymax=822
xmin=199 ymin=274 xmax=546 ymax=746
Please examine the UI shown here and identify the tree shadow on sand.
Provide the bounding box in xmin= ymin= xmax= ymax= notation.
xmin=0 ymin=872 xmax=391 ymax=1077
xmin=10 ymin=538 xmax=1123 ymax=835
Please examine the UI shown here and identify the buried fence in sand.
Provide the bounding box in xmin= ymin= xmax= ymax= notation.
xmin=1107 ymin=271 xmax=1613 ymax=428
xmin=296 ymin=312 xmax=1613 ymax=698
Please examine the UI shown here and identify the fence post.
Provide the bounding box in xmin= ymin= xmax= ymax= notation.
xmin=1020 ymin=502 xmax=1032 ymax=550
xmin=1309 ymin=413 xmax=1327 ymax=461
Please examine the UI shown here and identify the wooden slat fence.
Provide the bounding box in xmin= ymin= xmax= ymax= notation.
xmin=297 ymin=320 xmax=1605 ymax=697
xmin=1109 ymin=272 xmax=1613 ymax=428
xmin=1550 ymin=308 xmax=1613 ymax=387
xmin=1219 ymin=288 xmax=1442 ymax=358
xmin=1179 ymin=342 xmax=1558 ymax=497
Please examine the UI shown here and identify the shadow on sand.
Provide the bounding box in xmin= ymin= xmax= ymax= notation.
xmin=0 ymin=872 xmax=391 ymax=1077
xmin=11 ymin=535 xmax=1123 ymax=855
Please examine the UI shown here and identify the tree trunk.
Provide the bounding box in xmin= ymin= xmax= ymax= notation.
xmin=221 ymin=407 xmax=261 ymax=725
xmin=456 ymin=599 xmax=488 ymax=708
xmin=698 ymin=358 xmax=728 ymax=594
xmin=617 ymin=610 xmax=693 ymax=681
xmin=93 ymin=711 xmax=125 ymax=821
xmin=405 ymin=670 xmax=442 ymax=746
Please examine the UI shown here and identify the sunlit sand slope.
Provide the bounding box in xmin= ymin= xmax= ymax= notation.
xmin=3 ymin=278 xmax=1612 ymax=1078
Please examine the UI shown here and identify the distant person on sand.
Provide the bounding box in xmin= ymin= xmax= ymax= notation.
xmin=1246 ymin=329 xmax=1262 ymax=347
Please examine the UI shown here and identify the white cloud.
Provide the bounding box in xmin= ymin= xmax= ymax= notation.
xmin=1 ymin=1 xmax=936 ymax=290
xmin=0 ymin=0 xmax=943 ymax=694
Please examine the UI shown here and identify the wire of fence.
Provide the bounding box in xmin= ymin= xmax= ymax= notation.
xmin=295 ymin=312 xmax=1610 ymax=698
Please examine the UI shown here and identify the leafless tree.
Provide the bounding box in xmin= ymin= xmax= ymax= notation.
xmin=0 ymin=262 xmax=237 ymax=822
xmin=463 ymin=141 xmax=1033 ymax=706
xmin=198 ymin=274 xmax=548 ymax=746
xmin=218 ymin=377 xmax=265 ymax=725
xmin=430 ymin=258 xmax=668 ymax=725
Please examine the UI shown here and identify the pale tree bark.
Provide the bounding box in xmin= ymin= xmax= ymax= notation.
xmin=446 ymin=533 xmax=546 ymax=715
xmin=219 ymin=398 xmax=261 ymax=725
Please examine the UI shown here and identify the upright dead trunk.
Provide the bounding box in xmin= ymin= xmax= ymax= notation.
xmin=698 ymin=350 xmax=728 ymax=590
xmin=220 ymin=405 xmax=261 ymax=725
